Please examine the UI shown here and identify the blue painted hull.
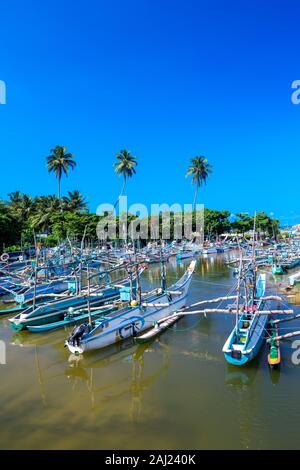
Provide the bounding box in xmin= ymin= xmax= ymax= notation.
xmin=223 ymin=273 xmax=267 ymax=366
xmin=224 ymin=322 xmax=267 ymax=366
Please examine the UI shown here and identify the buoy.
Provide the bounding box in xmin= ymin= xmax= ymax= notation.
xmin=130 ymin=300 xmax=138 ymax=307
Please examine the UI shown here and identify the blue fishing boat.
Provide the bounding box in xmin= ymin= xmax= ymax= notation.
xmin=0 ymin=276 xmax=25 ymax=296
xmin=27 ymin=304 xmax=116 ymax=332
xmin=9 ymin=269 xmax=141 ymax=330
xmin=222 ymin=272 xmax=267 ymax=366
xmin=272 ymin=264 xmax=284 ymax=275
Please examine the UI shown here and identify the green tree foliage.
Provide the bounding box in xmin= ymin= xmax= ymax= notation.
xmin=0 ymin=190 xmax=281 ymax=251
xmin=62 ymin=190 xmax=88 ymax=212
xmin=203 ymin=209 xmax=231 ymax=237
xmin=231 ymin=213 xmax=252 ymax=234
xmin=0 ymin=201 xmax=22 ymax=249
xmin=232 ymin=212 xmax=280 ymax=236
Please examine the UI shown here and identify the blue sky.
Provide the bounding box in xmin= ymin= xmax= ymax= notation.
xmin=0 ymin=0 xmax=300 ymax=225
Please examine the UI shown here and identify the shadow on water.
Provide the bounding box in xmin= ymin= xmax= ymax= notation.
xmin=26 ymin=333 xmax=172 ymax=422
xmin=225 ymin=360 xmax=259 ymax=387
xmin=64 ymin=338 xmax=171 ymax=419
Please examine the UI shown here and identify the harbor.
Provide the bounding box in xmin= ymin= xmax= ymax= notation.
xmin=1 ymin=0 xmax=300 ymax=455
xmin=1 ymin=245 xmax=300 ymax=450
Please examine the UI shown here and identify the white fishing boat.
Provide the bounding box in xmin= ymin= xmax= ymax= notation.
xmin=65 ymin=260 xmax=196 ymax=354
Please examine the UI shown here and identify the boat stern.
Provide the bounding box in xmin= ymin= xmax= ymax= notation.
xmin=65 ymin=339 xmax=85 ymax=355
xmin=223 ymin=349 xmax=250 ymax=366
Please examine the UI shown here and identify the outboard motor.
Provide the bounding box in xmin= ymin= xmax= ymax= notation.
xmin=68 ymin=323 xmax=88 ymax=347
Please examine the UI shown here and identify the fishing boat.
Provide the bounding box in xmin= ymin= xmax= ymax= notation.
xmin=9 ymin=268 xmax=142 ymax=331
xmin=289 ymin=270 xmax=300 ymax=286
xmin=27 ymin=304 xmax=117 ymax=333
xmin=176 ymin=250 xmax=195 ymax=261
xmin=272 ymin=250 xmax=300 ymax=275
xmin=0 ymin=276 xmax=25 ymax=296
xmin=65 ymin=260 xmax=196 ymax=354
xmin=268 ymin=320 xmax=281 ymax=369
xmin=222 ymin=267 xmax=267 ymax=366
xmin=272 ymin=264 xmax=285 ymax=275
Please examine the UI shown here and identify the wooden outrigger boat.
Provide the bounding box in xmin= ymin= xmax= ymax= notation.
xmin=272 ymin=264 xmax=285 ymax=275
xmin=65 ymin=260 xmax=196 ymax=354
xmin=223 ymin=218 xmax=284 ymax=366
xmin=176 ymin=250 xmax=196 ymax=261
xmin=27 ymin=304 xmax=117 ymax=332
xmin=9 ymin=267 xmax=142 ymax=331
xmin=222 ymin=271 xmax=268 ymax=366
xmin=268 ymin=320 xmax=281 ymax=368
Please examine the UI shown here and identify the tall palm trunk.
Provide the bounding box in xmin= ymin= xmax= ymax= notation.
xmin=120 ymin=175 xmax=126 ymax=197
xmin=193 ymin=183 xmax=199 ymax=211
xmin=114 ymin=176 xmax=127 ymax=209
xmin=121 ymin=176 xmax=127 ymax=244
xmin=58 ymin=176 xmax=62 ymax=212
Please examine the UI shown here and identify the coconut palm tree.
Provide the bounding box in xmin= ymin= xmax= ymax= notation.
xmin=46 ymin=146 xmax=76 ymax=210
xmin=63 ymin=190 xmax=88 ymax=212
xmin=113 ymin=149 xmax=138 ymax=207
xmin=30 ymin=195 xmax=60 ymax=232
xmin=186 ymin=156 xmax=212 ymax=210
xmin=8 ymin=191 xmax=34 ymax=222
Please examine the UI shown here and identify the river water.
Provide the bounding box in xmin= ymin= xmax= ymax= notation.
xmin=1 ymin=253 xmax=300 ymax=450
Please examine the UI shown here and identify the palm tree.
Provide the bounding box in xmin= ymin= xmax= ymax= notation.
xmin=63 ymin=190 xmax=88 ymax=212
xmin=46 ymin=146 xmax=76 ymax=210
xmin=30 ymin=195 xmax=60 ymax=232
xmin=113 ymin=149 xmax=138 ymax=207
xmin=8 ymin=191 xmax=34 ymax=221
xmin=186 ymin=156 xmax=212 ymax=210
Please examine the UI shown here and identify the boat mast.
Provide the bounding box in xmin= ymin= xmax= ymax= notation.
xmin=133 ymin=241 xmax=142 ymax=304
xmin=235 ymin=253 xmax=243 ymax=334
xmin=160 ymin=241 xmax=167 ymax=291
xmin=251 ymin=212 xmax=257 ymax=306
xmin=86 ymin=262 xmax=92 ymax=326
xmin=32 ymin=229 xmax=39 ymax=311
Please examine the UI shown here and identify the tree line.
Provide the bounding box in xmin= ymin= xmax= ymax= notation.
xmin=0 ymin=145 xmax=280 ymax=251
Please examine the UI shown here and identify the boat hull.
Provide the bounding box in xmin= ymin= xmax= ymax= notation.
xmin=223 ymin=318 xmax=268 ymax=366
xmin=66 ymin=260 xmax=196 ymax=354
xmin=9 ymin=291 xmax=119 ymax=330
xmin=67 ymin=296 xmax=188 ymax=354
xmin=222 ymin=273 xmax=267 ymax=366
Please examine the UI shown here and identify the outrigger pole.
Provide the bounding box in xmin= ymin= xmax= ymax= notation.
xmin=86 ymin=262 xmax=92 ymax=326
xmin=267 ymin=330 xmax=300 ymax=342
xmin=266 ymin=313 xmax=300 ymax=342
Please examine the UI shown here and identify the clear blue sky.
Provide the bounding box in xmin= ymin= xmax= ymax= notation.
xmin=0 ymin=0 xmax=300 ymax=225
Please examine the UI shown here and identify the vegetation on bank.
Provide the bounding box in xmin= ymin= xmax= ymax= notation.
xmin=0 ymin=146 xmax=280 ymax=252
xmin=0 ymin=192 xmax=280 ymax=252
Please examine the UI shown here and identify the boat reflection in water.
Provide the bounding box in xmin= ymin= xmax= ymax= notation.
xmin=65 ymin=338 xmax=170 ymax=421
xmin=268 ymin=364 xmax=281 ymax=385
xmin=225 ymin=360 xmax=260 ymax=449
xmin=225 ymin=361 xmax=259 ymax=388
